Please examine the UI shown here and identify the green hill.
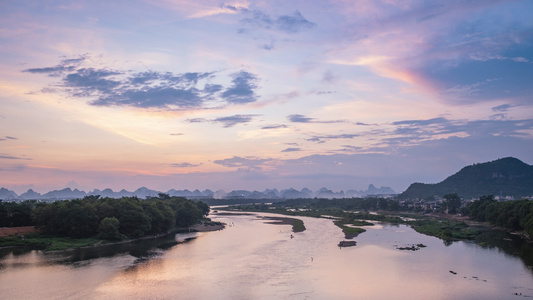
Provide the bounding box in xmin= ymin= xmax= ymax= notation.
xmin=399 ymin=157 xmax=533 ymax=199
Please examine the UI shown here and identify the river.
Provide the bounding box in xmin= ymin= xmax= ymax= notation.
xmin=1 ymin=212 xmax=532 ymax=299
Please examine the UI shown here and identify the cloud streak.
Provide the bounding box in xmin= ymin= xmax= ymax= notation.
xmin=213 ymin=114 xmax=259 ymax=128
xmin=186 ymin=114 xmax=259 ymax=128
xmin=0 ymin=154 xmax=31 ymax=160
xmin=288 ymin=114 xmax=347 ymax=124
xmin=213 ymin=156 xmax=271 ymax=170
xmin=169 ymin=162 xmax=202 ymax=168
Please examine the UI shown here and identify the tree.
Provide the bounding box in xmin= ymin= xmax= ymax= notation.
xmin=64 ymin=201 xmax=99 ymax=238
xmin=174 ymin=201 xmax=203 ymax=227
xmin=196 ymin=201 xmax=210 ymax=217
xmin=115 ymin=198 xmax=152 ymax=238
xmin=98 ymin=217 xmax=122 ymax=240
xmin=443 ymin=193 xmax=461 ymax=214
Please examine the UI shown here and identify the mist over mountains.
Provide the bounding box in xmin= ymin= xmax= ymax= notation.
xmin=4 ymin=157 xmax=531 ymax=202
xmin=0 ymin=184 xmax=396 ymax=201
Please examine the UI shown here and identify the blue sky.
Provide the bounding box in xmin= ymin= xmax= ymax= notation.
xmin=1 ymin=0 xmax=532 ymax=194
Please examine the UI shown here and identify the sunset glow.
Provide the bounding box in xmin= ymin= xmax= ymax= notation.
xmin=1 ymin=0 xmax=532 ymax=194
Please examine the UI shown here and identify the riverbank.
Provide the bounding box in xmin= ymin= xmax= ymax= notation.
xmin=188 ymin=221 xmax=226 ymax=232
xmin=221 ymin=204 xmax=512 ymax=243
xmin=0 ymin=220 xmax=226 ymax=251
xmin=0 ymin=226 xmax=37 ymax=237
xmin=258 ymin=216 xmax=306 ymax=232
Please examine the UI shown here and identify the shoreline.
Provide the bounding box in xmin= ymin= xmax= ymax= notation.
xmin=58 ymin=221 xmax=227 ymax=252
xmin=1 ymin=221 xmax=226 ymax=252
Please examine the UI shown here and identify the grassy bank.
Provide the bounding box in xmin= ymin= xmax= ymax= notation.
xmin=408 ymin=219 xmax=482 ymax=241
xmin=0 ymin=220 xmax=226 ymax=252
xmin=225 ymin=204 xmax=488 ymax=242
xmin=0 ymin=233 xmax=101 ymax=251
xmin=333 ymin=221 xmax=366 ymax=239
xmin=260 ymin=216 xmax=306 ymax=232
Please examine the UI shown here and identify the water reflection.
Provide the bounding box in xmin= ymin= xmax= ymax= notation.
xmin=475 ymin=230 xmax=533 ymax=273
xmin=1 ymin=212 xmax=532 ymax=300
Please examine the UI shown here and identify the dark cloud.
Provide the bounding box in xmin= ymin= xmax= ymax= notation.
xmin=186 ymin=114 xmax=258 ymax=128
xmin=213 ymin=156 xmax=270 ymax=168
xmin=186 ymin=118 xmax=208 ymax=123
xmin=490 ymin=113 xmax=506 ymax=120
xmin=276 ymin=11 xmax=316 ymax=33
xmin=170 ymin=133 xmax=184 ymax=136
xmin=287 ymin=114 xmax=347 ymax=124
xmin=492 ymin=104 xmax=512 ymax=112
xmin=281 ymin=147 xmax=301 ymax=152
xmin=64 ymin=68 xmax=122 ymax=96
xmin=261 ymin=43 xmax=275 ymax=50
xmin=23 ymin=57 xmax=260 ymax=110
xmin=128 ymin=71 xmax=163 ymax=85
xmin=203 ymin=84 xmax=224 ymax=94
xmin=261 ymin=124 xmax=287 ymax=129
xmin=92 ymin=86 xmax=204 ymax=108
xmin=241 ymin=11 xmax=274 ymax=30
xmin=23 ymin=65 xmax=76 ymax=76
xmin=385 ymin=117 xmax=533 ymax=147
xmin=90 ymin=71 xmax=215 ymax=108
xmin=307 ymin=133 xmax=359 ymax=143
xmin=22 ymin=56 xmax=86 ymax=77
xmin=220 ymin=71 xmax=259 ymax=104
xmin=340 ymin=145 xmax=363 ymax=152
xmin=213 ymin=114 xmax=258 ymax=128
xmin=456 ymin=119 xmax=533 ymax=137
xmin=288 ymin=114 xmax=314 ymax=123
xmin=1 ymin=136 xmax=18 ymax=141
xmin=221 ymin=3 xmax=248 ymax=13
xmin=316 ymin=90 xmax=335 ymax=95
xmin=0 ymin=154 xmax=31 ymax=160
xmin=392 ymin=117 xmax=448 ymax=126
xmin=169 ymin=162 xmax=201 ymax=168
xmin=241 ymin=10 xmax=315 ymax=33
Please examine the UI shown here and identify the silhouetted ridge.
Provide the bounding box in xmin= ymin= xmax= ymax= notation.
xmin=399 ymin=157 xmax=533 ymax=199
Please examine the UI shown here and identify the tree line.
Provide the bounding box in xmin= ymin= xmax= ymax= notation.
xmin=1 ymin=194 xmax=209 ymax=240
xmin=0 ymin=200 xmax=35 ymax=227
xmin=462 ymin=195 xmax=533 ymax=238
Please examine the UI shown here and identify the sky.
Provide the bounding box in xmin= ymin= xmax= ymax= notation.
xmin=1 ymin=0 xmax=533 ymax=194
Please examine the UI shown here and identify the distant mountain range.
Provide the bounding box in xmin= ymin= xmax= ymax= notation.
xmin=0 ymin=184 xmax=396 ymax=201
xmin=399 ymin=157 xmax=533 ymax=199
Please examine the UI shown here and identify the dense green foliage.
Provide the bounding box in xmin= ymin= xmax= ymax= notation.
xmin=409 ymin=219 xmax=481 ymax=240
xmin=442 ymin=193 xmax=462 ymax=214
xmin=399 ymin=157 xmax=533 ymax=199
xmin=97 ymin=217 xmax=122 ymax=240
xmin=261 ymin=216 xmax=306 ymax=232
xmin=1 ymin=195 xmax=209 ymax=241
xmin=333 ymin=220 xmax=366 ymax=239
xmin=463 ymin=195 xmax=533 ymax=237
xmin=291 ymin=218 xmax=306 ymax=233
xmin=0 ymin=200 xmax=37 ymax=227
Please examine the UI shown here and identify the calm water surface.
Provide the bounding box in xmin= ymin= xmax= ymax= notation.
xmin=1 ymin=212 xmax=532 ymax=299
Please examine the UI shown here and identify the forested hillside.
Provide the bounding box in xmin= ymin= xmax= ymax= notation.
xmin=400 ymin=157 xmax=533 ymax=199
